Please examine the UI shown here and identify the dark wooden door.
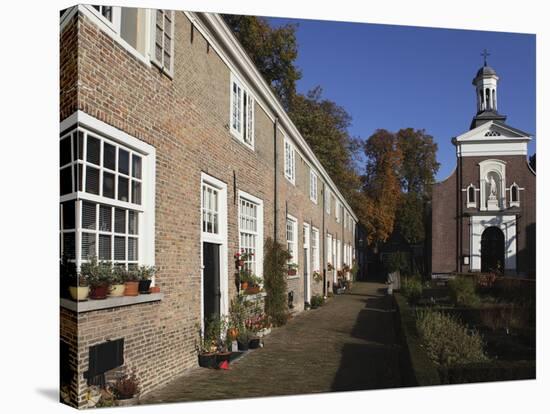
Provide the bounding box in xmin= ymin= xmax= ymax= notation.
xmin=203 ymin=242 xmax=221 ymax=331
xmin=481 ymin=227 xmax=505 ymax=273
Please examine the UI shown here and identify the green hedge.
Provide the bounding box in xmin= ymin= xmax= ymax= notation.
xmin=439 ymin=360 xmax=535 ymax=384
xmin=393 ymin=293 xmax=441 ymax=386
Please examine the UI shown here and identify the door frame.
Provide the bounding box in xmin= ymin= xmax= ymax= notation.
xmin=303 ymin=222 xmax=311 ymax=303
xmin=200 ymin=172 xmax=228 ymax=335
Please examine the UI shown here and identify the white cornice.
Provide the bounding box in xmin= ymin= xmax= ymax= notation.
xmin=190 ymin=12 xmax=358 ymax=222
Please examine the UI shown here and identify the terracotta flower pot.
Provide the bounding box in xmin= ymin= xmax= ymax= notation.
xmin=109 ymin=284 xmax=125 ymax=297
xmin=227 ymin=328 xmax=239 ymax=340
xmin=69 ymin=286 xmax=89 ymax=301
xmin=150 ymin=286 xmax=161 ymax=294
xmin=240 ymin=281 xmax=249 ymax=290
xmin=287 ymin=268 xmax=297 ymax=276
xmin=89 ymin=284 xmax=109 ymax=300
xmin=124 ymin=281 xmax=139 ymax=296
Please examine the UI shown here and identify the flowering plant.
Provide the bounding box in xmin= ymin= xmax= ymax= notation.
xmin=312 ymin=270 xmax=322 ymax=283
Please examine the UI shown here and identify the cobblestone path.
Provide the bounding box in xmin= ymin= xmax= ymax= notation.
xmin=142 ymin=282 xmax=401 ymax=405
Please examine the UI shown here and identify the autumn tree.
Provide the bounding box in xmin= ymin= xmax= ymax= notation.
xmin=394 ymin=128 xmax=440 ymax=244
xmin=362 ymin=130 xmax=402 ymax=245
xmin=222 ymin=15 xmax=301 ymax=110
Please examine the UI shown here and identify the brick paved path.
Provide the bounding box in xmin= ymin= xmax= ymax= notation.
xmin=141 ymin=282 xmax=401 ymax=405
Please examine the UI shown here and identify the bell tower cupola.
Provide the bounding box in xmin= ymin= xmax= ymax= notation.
xmin=470 ymin=49 xmax=507 ymax=129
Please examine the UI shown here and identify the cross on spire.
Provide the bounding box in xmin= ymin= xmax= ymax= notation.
xmin=481 ymin=49 xmax=491 ymax=66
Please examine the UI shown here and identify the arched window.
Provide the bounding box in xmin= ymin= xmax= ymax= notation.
xmin=510 ymin=183 xmax=520 ymax=207
xmin=479 ymin=89 xmax=484 ymax=110
xmin=492 ymin=89 xmax=496 ymax=111
xmin=466 ymin=184 xmax=476 ymax=208
xmin=485 ymin=88 xmax=491 ymax=110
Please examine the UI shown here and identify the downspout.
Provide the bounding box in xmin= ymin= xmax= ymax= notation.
xmin=273 ymin=117 xmax=279 ymax=242
xmin=322 ymin=183 xmax=326 ymax=297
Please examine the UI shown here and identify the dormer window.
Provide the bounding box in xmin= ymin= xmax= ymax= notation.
xmin=510 ymin=183 xmax=520 ymax=207
xmin=466 ymin=184 xmax=476 ymax=208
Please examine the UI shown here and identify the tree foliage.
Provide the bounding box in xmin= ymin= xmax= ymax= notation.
xmin=396 ymin=128 xmax=440 ymax=196
xmin=362 ymin=129 xmax=402 ymax=244
xmin=222 ymin=14 xmax=301 ymax=110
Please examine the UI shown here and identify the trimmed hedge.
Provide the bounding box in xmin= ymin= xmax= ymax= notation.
xmin=393 ymin=293 xmax=441 ymax=386
xmin=439 ymin=360 xmax=535 ymax=384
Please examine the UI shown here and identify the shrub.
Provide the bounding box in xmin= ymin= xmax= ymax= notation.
xmin=448 ymin=276 xmax=480 ymax=307
xmin=310 ymin=295 xmax=324 ymax=308
xmin=401 ymin=275 xmax=423 ymax=305
xmin=416 ymin=309 xmax=489 ymax=367
xmin=263 ymin=238 xmax=291 ymax=326
xmin=439 ymin=360 xmax=535 ymax=384
xmin=113 ymin=372 xmax=140 ymax=399
xmin=385 ymin=251 xmax=410 ymax=275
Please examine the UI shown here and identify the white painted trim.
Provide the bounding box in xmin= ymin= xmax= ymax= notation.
xmin=286 ymin=213 xmax=299 ymax=267
xmin=60 ymin=111 xmax=156 ymax=270
xmin=284 ymin=137 xmax=296 ymax=185
xmin=470 ymin=215 xmax=517 ymax=272
xmin=237 ymin=189 xmax=264 ymax=278
xmin=200 ymin=172 xmax=229 ymax=334
xmin=229 ymin=73 xmax=255 ymax=150
xmin=303 ymin=222 xmax=311 ymax=303
xmin=188 ymin=12 xmax=358 ymax=222
xmin=150 ymin=9 xmax=175 ymax=78
xmin=309 ymin=170 xmax=318 ymax=204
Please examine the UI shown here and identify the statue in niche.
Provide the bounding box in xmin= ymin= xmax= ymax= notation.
xmin=489 ymin=175 xmax=497 ymax=200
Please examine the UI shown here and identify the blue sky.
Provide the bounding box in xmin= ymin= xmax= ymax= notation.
xmin=268 ymin=17 xmax=536 ymax=180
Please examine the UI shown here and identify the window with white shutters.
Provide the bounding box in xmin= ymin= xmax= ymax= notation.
xmin=152 ymin=9 xmax=175 ymax=75
xmin=230 ymin=74 xmax=255 ymax=148
xmin=284 ymin=138 xmax=295 ymax=184
xmin=59 ymin=119 xmax=154 ymax=271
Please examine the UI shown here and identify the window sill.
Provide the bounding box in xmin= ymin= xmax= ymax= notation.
xmin=60 ymin=293 xmax=163 ymax=313
xmin=287 ymin=275 xmax=300 ymax=280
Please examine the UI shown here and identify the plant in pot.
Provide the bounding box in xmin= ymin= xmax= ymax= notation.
xmin=124 ymin=268 xmax=140 ymax=296
xmin=82 ymin=257 xmax=112 ymax=300
xmin=61 ymin=254 xmax=89 ymax=301
xmin=110 ymin=266 xmax=127 ymax=297
xmin=112 ymin=371 xmax=140 ymax=406
xmin=238 ymin=268 xmax=252 ymax=291
xmin=137 ymin=265 xmax=156 ymax=294
xmin=287 ymin=262 xmax=298 ymax=276
xmin=237 ymin=329 xmax=251 ymax=351
xmin=196 ymin=322 xmax=218 ymax=368
xmin=245 ymin=274 xmax=262 ymax=295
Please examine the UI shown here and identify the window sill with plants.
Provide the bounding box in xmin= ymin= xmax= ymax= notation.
xmin=60 ymin=256 xmax=161 ymax=313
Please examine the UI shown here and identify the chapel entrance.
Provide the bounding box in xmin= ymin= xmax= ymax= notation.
xmin=481 ymin=226 xmax=505 ymax=273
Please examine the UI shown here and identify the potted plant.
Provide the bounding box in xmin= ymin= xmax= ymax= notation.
xmin=137 ymin=265 xmax=156 ymax=294
xmin=238 ymin=268 xmax=252 ymax=291
xmin=82 ymin=257 xmax=112 ymax=300
xmin=287 ymin=262 xmax=298 ymax=276
xmin=327 ymin=262 xmax=334 ymax=272
xmin=112 ymin=371 xmax=140 ymax=406
xmin=124 ymin=269 xmax=140 ymax=296
xmin=237 ymin=330 xmax=251 ymax=351
xmin=196 ymin=322 xmax=218 ymax=369
xmin=61 ymin=255 xmax=89 ymax=301
xmin=109 ymin=266 xmax=127 ymax=297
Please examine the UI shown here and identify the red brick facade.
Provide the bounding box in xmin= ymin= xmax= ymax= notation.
xmin=60 ymin=7 xmax=357 ymax=408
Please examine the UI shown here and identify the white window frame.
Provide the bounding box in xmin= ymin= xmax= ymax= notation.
xmin=230 ymin=73 xmax=255 ymax=149
xmin=60 ymin=111 xmax=156 ymax=272
xmin=509 ymin=182 xmax=521 ymax=207
xmin=286 ymin=214 xmax=298 ymax=268
xmin=311 ymin=227 xmax=320 ymax=273
xmin=309 ymin=170 xmax=318 ymax=204
xmin=284 ymin=138 xmax=296 ymax=184
xmin=335 ymin=200 xmax=341 ymax=223
xmin=466 ymin=183 xmax=477 ymax=208
xmin=325 ymin=188 xmax=331 ymax=215
xmin=200 ymin=173 xmax=229 ymax=330
xmin=150 ymin=9 xmax=175 ymax=77
xmin=336 ymin=239 xmax=342 ymax=270
xmin=238 ymin=190 xmax=264 ymax=278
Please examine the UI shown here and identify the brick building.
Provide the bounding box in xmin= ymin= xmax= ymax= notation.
xmin=59 ymin=5 xmax=358 ymax=407
xmin=431 ymin=58 xmax=535 ymax=278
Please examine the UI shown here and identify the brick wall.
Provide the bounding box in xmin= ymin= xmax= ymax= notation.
xmin=60 ymin=8 xmax=358 ymax=406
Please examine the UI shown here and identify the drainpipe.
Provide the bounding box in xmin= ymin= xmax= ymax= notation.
xmin=322 ymin=183 xmax=326 ymax=296
xmin=273 ymin=117 xmax=279 ymax=242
